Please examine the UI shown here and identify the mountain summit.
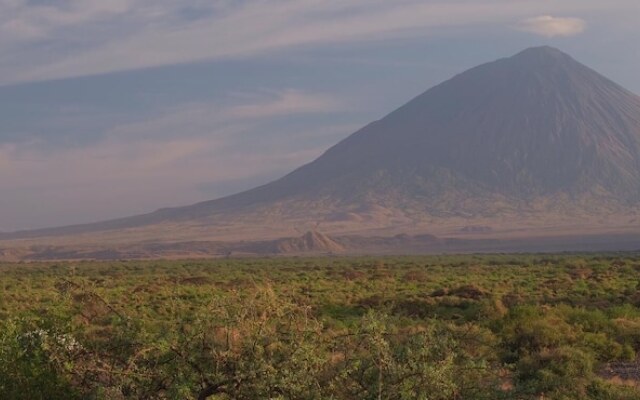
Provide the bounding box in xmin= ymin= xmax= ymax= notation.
xmin=4 ymin=46 xmax=640 ymax=243
xmin=258 ymin=45 xmax=640 ymax=202
xmin=177 ymin=46 xmax=640 ymax=219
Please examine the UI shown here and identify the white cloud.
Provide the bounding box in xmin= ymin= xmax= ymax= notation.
xmin=106 ymin=89 xmax=342 ymax=140
xmin=0 ymin=0 xmax=638 ymax=230
xmin=0 ymin=89 xmax=352 ymax=230
xmin=0 ymin=128 xmax=336 ymax=230
xmin=0 ymin=0 xmax=633 ymax=84
xmin=0 ymin=0 xmax=132 ymax=42
xmin=517 ymin=15 xmax=587 ymax=37
xmin=224 ymin=90 xmax=341 ymax=120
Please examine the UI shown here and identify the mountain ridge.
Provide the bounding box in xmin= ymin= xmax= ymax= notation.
xmin=3 ymin=46 xmax=640 ymax=244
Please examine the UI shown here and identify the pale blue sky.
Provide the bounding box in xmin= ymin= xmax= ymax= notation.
xmin=1 ymin=0 xmax=639 ymax=230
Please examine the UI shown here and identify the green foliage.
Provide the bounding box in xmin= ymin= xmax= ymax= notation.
xmin=0 ymin=317 xmax=82 ymax=400
xmin=1 ymin=253 xmax=640 ymax=399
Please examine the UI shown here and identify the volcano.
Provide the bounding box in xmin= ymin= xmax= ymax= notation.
xmin=4 ymin=46 xmax=640 ymax=249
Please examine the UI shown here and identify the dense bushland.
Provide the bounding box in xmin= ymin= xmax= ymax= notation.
xmin=1 ymin=254 xmax=640 ymax=399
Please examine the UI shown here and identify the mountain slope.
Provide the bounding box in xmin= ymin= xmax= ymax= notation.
xmin=175 ymin=46 xmax=640 ymax=214
xmin=3 ymin=46 xmax=640 ymax=242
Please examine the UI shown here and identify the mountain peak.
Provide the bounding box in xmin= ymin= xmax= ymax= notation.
xmin=509 ymin=45 xmax=575 ymax=66
xmin=516 ymin=45 xmax=565 ymax=55
xmin=4 ymin=47 xmax=640 ymax=245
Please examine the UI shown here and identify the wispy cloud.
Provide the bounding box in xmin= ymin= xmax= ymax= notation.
xmin=0 ymin=0 xmax=633 ymax=85
xmin=0 ymin=0 xmax=132 ymax=42
xmin=1 ymin=0 xmax=639 ymax=231
xmin=225 ymin=90 xmax=341 ymax=120
xmin=0 ymin=88 xmax=352 ymax=230
xmin=0 ymin=126 xmax=342 ymax=230
xmin=105 ymin=89 xmax=343 ymax=140
xmin=517 ymin=15 xmax=587 ymax=37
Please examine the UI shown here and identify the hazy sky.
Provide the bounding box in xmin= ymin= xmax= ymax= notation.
xmin=1 ymin=0 xmax=639 ymax=231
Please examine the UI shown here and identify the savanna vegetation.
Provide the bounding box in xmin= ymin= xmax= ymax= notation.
xmin=2 ymin=254 xmax=640 ymax=399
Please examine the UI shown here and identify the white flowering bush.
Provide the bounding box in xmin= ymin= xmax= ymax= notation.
xmin=0 ymin=318 xmax=83 ymax=400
